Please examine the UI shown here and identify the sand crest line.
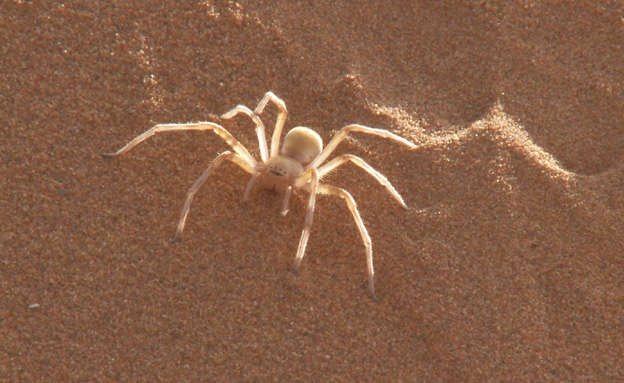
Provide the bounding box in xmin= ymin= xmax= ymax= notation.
xmin=371 ymin=101 xmax=578 ymax=182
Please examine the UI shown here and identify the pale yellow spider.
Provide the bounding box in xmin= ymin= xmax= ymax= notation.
xmin=103 ymin=92 xmax=415 ymax=299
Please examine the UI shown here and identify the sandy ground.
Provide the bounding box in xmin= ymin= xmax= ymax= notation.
xmin=2 ymin=1 xmax=623 ymax=381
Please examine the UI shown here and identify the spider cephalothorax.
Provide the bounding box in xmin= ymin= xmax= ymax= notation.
xmin=103 ymin=92 xmax=415 ymax=299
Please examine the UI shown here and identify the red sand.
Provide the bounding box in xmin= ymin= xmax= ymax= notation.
xmin=2 ymin=1 xmax=623 ymax=381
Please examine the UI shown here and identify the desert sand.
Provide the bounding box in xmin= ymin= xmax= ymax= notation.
xmin=2 ymin=1 xmax=623 ymax=381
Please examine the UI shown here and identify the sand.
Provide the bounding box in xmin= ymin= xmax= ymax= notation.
xmin=2 ymin=1 xmax=623 ymax=381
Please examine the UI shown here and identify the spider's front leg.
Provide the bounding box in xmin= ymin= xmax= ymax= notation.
xmin=101 ymin=121 xmax=259 ymax=244
xmin=171 ymin=151 xmax=255 ymax=243
xmin=306 ymin=124 xmax=416 ymax=170
xmin=102 ymin=122 xmax=257 ymax=167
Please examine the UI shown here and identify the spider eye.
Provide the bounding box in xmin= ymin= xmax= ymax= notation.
xmin=270 ymin=166 xmax=285 ymax=176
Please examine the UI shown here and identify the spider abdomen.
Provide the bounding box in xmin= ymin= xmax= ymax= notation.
xmin=281 ymin=127 xmax=323 ymax=166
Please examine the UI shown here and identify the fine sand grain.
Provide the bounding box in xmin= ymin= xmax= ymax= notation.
xmin=2 ymin=1 xmax=623 ymax=381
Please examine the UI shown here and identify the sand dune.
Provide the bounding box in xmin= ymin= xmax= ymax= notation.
xmin=2 ymin=1 xmax=622 ymax=381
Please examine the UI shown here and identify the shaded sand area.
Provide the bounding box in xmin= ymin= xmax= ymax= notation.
xmin=2 ymin=1 xmax=623 ymax=381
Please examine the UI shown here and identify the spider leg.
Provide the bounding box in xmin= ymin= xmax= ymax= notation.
xmin=317 ymin=183 xmax=377 ymax=301
xmin=292 ymin=169 xmax=319 ymax=273
xmin=172 ymin=151 xmax=255 ymax=243
xmin=243 ymin=171 xmax=262 ymax=203
xmin=221 ymin=105 xmax=269 ymax=163
xmin=102 ymin=122 xmax=258 ymax=167
xmin=317 ymin=154 xmax=407 ymax=208
xmin=306 ymin=124 xmax=416 ymax=170
xmin=253 ymin=91 xmax=288 ymax=158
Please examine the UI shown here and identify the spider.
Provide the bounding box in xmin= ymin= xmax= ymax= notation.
xmin=103 ymin=92 xmax=415 ymax=299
